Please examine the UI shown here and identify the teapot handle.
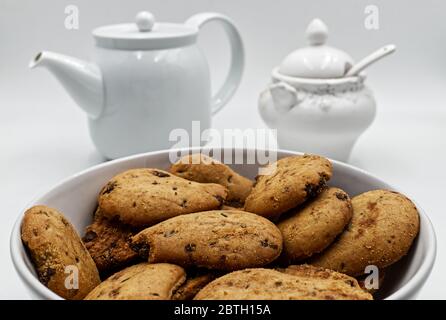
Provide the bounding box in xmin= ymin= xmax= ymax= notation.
xmin=186 ymin=13 xmax=244 ymax=115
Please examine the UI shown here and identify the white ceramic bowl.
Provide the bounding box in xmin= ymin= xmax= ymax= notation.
xmin=10 ymin=148 xmax=436 ymax=300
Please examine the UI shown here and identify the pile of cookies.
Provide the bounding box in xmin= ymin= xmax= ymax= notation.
xmin=21 ymin=154 xmax=420 ymax=300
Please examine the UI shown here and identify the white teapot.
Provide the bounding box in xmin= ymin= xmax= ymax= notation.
xmin=259 ymin=19 xmax=381 ymax=162
xmin=30 ymin=11 xmax=244 ymax=159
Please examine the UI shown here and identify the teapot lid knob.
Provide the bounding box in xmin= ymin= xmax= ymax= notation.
xmin=305 ymin=18 xmax=328 ymax=46
xmin=135 ymin=11 xmax=155 ymax=32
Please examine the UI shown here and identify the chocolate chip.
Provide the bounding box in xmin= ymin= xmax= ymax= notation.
xmin=36 ymin=210 xmax=50 ymax=217
xmin=152 ymin=170 xmax=170 ymax=178
xmin=304 ymin=176 xmax=326 ymax=199
xmin=345 ymin=280 xmax=355 ymax=287
xmin=132 ymin=201 xmax=137 ymax=207
xmin=130 ymin=242 xmax=149 ymax=259
xmin=260 ymin=239 xmax=278 ymax=250
xmin=163 ymin=230 xmax=177 ymax=238
xmin=109 ymin=288 xmax=120 ymax=297
xmin=83 ymin=231 xmax=97 ymax=242
xmin=60 ymin=217 xmax=69 ymax=227
xmin=185 ymin=243 xmax=196 ymax=252
xmin=335 ymin=192 xmax=348 ymax=201
xmin=172 ymin=187 xmax=178 ymax=191
xmin=39 ymin=267 xmax=56 ymax=285
xmin=275 ymin=281 xmax=283 ymax=287
xmin=102 ymin=181 xmax=117 ymax=195
xmin=214 ymin=195 xmax=224 ymax=205
xmin=221 ymin=213 xmax=228 ymax=217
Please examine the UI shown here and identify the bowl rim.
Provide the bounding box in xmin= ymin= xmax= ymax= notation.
xmin=10 ymin=147 xmax=437 ymax=300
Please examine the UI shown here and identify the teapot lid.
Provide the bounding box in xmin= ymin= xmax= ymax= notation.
xmin=92 ymin=11 xmax=198 ymax=50
xmin=277 ymin=19 xmax=354 ymax=78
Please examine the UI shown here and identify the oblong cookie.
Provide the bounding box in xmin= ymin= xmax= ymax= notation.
xmin=85 ymin=263 xmax=186 ymax=300
xmin=170 ymin=153 xmax=253 ymax=206
xmin=194 ymin=266 xmax=372 ymax=300
xmin=98 ymin=168 xmax=227 ymax=227
xmin=131 ymin=210 xmax=283 ymax=270
xmin=244 ymin=155 xmax=332 ymax=220
xmin=277 ymin=187 xmax=353 ymax=262
xmin=21 ymin=206 xmax=100 ymax=300
xmin=310 ymin=190 xmax=420 ymax=276
xmin=82 ymin=211 xmax=141 ymax=277
xmin=172 ymin=272 xmax=216 ymax=300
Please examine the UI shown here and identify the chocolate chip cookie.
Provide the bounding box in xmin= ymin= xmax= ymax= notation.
xmin=172 ymin=272 xmax=216 ymax=300
xmin=84 ymin=263 xmax=186 ymax=300
xmin=310 ymin=190 xmax=420 ymax=276
xmin=244 ymin=155 xmax=332 ymax=220
xmin=169 ymin=153 xmax=253 ymax=206
xmin=82 ymin=210 xmax=141 ymax=277
xmin=131 ymin=210 xmax=283 ymax=270
xmin=98 ymin=168 xmax=228 ymax=227
xmin=21 ymin=206 xmax=100 ymax=300
xmin=194 ymin=265 xmax=372 ymax=300
xmin=278 ymin=187 xmax=353 ymax=262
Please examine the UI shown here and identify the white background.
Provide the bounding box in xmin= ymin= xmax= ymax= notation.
xmin=0 ymin=0 xmax=445 ymax=299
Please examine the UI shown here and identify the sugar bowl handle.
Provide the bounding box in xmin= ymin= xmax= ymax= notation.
xmin=269 ymin=82 xmax=299 ymax=113
xmin=186 ymin=13 xmax=244 ymax=115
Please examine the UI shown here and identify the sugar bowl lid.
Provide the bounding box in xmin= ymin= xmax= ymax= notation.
xmin=92 ymin=11 xmax=198 ymax=50
xmin=278 ymin=19 xmax=354 ymax=79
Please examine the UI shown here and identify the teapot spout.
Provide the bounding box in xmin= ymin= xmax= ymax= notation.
xmin=30 ymin=51 xmax=103 ymax=118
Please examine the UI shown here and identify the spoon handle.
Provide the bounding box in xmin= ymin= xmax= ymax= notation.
xmin=345 ymin=44 xmax=396 ymax=77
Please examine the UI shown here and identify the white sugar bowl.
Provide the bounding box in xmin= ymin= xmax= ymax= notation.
xmin=259 ymin=19 xmax=377 ymax=162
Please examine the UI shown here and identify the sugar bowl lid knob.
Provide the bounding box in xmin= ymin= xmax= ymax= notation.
xmin=306 ymin=18 xmax=328 ymax=46
xmin=135 ymin=11 xmax=155 ymax=32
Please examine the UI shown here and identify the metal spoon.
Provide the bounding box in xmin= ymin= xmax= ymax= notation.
xmin=345 ymin=44 xmax=396 ymax=77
